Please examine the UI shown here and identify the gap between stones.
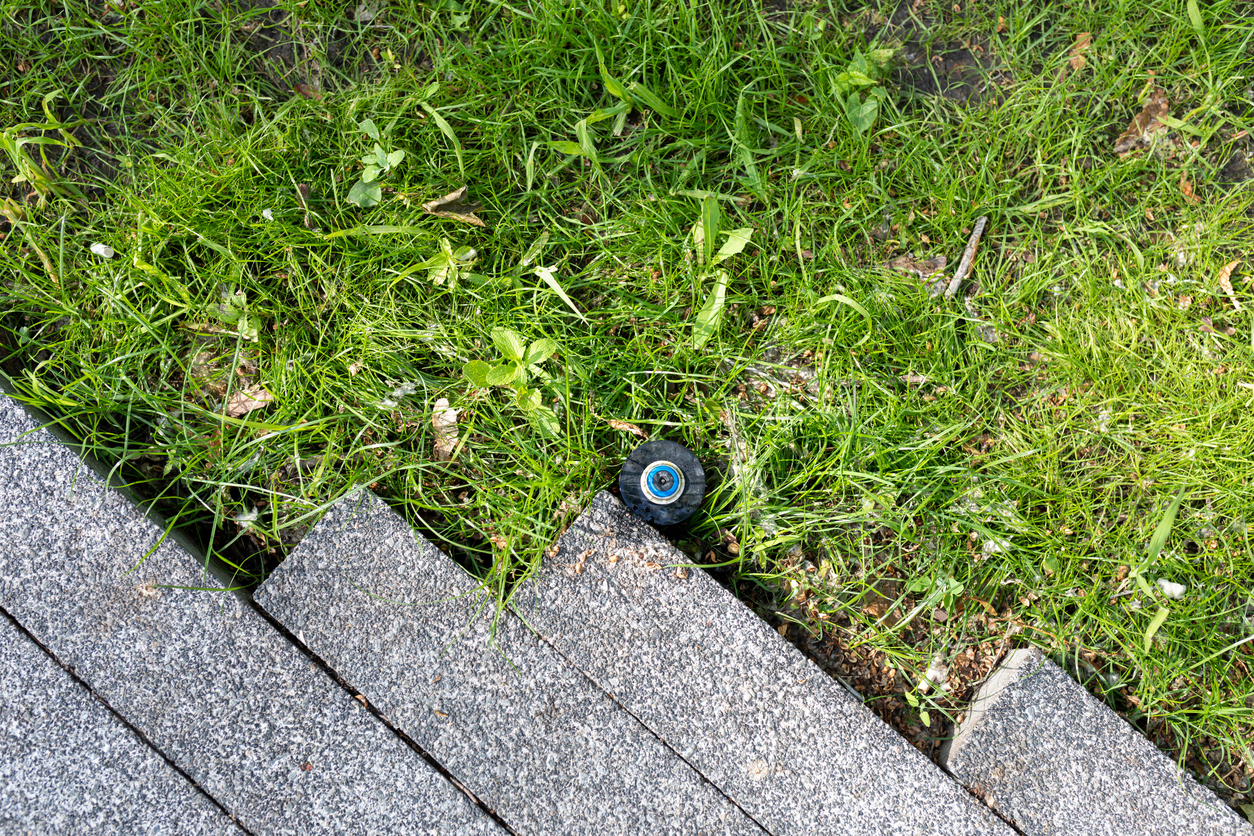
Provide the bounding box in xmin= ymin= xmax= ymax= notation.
xmin=0 ymin=604 xmax=257 ymax=836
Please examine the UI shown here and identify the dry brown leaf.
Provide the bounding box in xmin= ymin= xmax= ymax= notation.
xmin=347 ymin=361 xmax=363 ymax=376
xmin=293 ymin=83 xmax=323 ymax=101
xmin=432 ymin=397 xmax=460 ymax=461
xmin=884 ymin=254 xmax=947 ymax=278
xmin=1113 ymin=87 xmax=1170 ymax=158
xmin=1178 ymin=170 xmax=1199 ymax=204
xmin=225 ymin=386 xmax=274 ymax=418
xmin=422 ymin=185 xmax=486 ymax=227
xmin=1218 ymin=259 xmax=1242 ymax=311
xmin=607 ymin=418 xmax=648 ymax=440
xmin=1068 ymin=32 xmax=1091 ymax=73
xmin=996 ymin=15 xmax=1006 ymax=32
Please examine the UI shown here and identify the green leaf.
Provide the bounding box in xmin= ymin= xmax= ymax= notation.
xmin=534 ymin=266 xmax=589 ymax=323
xmin=1147 ymin=489 xmax=1187 ymax=563
xmin=700 ymin=195 xmax=720 ymax=265
xmin=237 ymin=314 xmax=261 ymax=342
xmin=547 ymin=140 xmax=585 ymax=156
xmin=347 ymin=179 xmax=382 ymax=208
xmin=866 ymin=48 xmax=895 ymax=66
xmin=919 ymin=709 xmax=931 ymax=728
xmin=575 ymin=119 xmax=599 ymax=162
xmin=486 ymin=363 xmax=518 ymax=387
xmin=373 ymin=145 xmax=390 ymax=168
xmin=490 ymin=328 xmax=527 ymax=361
xmin=418 ymin=102 xmax=465 ymax=177
xmin=464 ymin=360 xmax=491 ymax=387
xmin=692 ymin=269 xmax=730 ymax=349
xmin=594 ymin=43 xmax=632 ymax=103
xmin=1143 ymin=605 xmax=1171 ymax=652
xmin=627 ymin=81 xmax=677 ymax=118
xmin=711 ymin=227 xmax=754 ymax=265
xmin=586 ymin=102 xmax=631 ymax=124
xmin=517 ymin=386 xmax=542 ymax=411
xmin=361 ymin=165 xmax=381 ymax=182
xmin=386 ymin=149 xmax=405 ymax=168
xmin=835 ymin=70 xmax=877 ymax=88
xmin=905 ymin=576 xmax=931 ymax=594
xmin=903 ymin=690 xmax=919 ymax=708
xmin=1186 ymin=0 xmax=1204 ymax=35
xmin=531 ymin=405 xmax=561 ymax=437
xmin=845 ymin=92 xmax=879 ymax=134
xmin=358 ymin=119 xmax=380 ymax=141
xmin=526 ymin=338 xmax=557 ymax=365
xmin=732 ymin=92 xmax=761 ymax=197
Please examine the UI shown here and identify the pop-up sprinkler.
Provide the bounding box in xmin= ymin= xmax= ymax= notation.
xmin=618 ymin=440 xmax=705 ymax=525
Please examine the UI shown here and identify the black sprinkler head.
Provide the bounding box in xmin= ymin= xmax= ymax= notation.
xmin=619 ymin=440 xmax=706 ymax=525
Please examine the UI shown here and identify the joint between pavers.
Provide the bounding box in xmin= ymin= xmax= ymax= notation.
xmin=0 ymin=603 xmax=254 ymax=836
xmin=244 ymin=595 xmax=523 ymax=836
xmin=508 ymin=601 xmax=774 ymax=835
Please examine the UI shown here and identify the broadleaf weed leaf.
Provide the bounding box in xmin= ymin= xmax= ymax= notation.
xmin=464 ymin=360 xmax=491 ymax=388
xmin=486 ymin=363 xmax=517 ymax=387
xmin=490 ymin=328 xmax=527 ymax=362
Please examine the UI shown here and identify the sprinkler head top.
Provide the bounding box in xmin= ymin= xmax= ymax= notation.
xmin=619 ymin=440 xmax=705 ymax=525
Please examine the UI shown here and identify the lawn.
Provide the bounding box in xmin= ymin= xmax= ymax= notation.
xmin=1 ymin=0 xmax=1252 ymax=814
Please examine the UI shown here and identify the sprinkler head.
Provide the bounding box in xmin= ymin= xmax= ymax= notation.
xmin=619 ymin=440 xmax=705 ymax=525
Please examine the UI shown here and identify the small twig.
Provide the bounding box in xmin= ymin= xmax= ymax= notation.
xmin=944 ymin=216 xmax=989 ymax=300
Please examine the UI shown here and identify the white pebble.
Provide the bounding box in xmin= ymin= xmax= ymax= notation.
xmin=1157 ymin=579 xmax=1186 ymax=600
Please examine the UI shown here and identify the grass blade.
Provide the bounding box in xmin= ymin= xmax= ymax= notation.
xmin=418 ymin=102 xmax=465 ymax=177
xmin=535 ymin=266 xmax=588 ymax=323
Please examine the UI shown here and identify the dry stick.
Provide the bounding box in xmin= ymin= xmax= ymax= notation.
xmin=944 ymin=215 xmax=989 ymax=300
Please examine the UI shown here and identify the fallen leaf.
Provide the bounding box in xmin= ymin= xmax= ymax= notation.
xmin=347 ymin=361 xmax=364 ymax=376
xmin=225 ymin=386 xmax=274 ymax=418
xmin=884 ymin=253 xmax=947 ymax=279
xmin=1113 ymin=87 xmax=1170 ymax=158
xmin=422 ymin=185 xmax=486 ymax=227
xmin=293 ymin=83 xmax=322 ymax=100
xmin=1178 ymin=169 xmax=1199 ymax=204
xmin=432 ymin=397 xmax=459 ymax=461
xmin=1068 ymin=32 xmax=1091 ymax=73
xmin=885 ymin=253 xmax=948 ymax=297
xmin=996 ymin=15 xmax=1006 ymax=32
xmin=1218 ymin=259 xmax=1242 ymax=310
xmin=606 ymin=418 xmax=648 ymax=439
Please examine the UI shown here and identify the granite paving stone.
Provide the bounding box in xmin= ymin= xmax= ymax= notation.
xmin=510 ymin=491 xmax=1015 ymax=836
xmin=1 ymin=612 xmax=243 ymax=836
xmin=0 ymin=393 xmax=500 ymax=836
xmin=254 ymin=490 xmax=765 ymax=836
xmin=940 ymin=647 xmax=1254 ymax=836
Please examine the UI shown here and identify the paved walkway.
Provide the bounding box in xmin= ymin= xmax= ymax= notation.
xmin=1 ymin=390 xmax=1250 ymax=835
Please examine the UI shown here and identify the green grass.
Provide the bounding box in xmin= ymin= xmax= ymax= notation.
xmin=2 ymin=0 xmax=1253 ymax=811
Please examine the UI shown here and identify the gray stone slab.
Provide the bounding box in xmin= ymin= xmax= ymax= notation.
xmin=0 ymin=613 xmax=242 ymax=836
xmin=254 ymin=490 xmax=764 ymax=836
xmin=510 ymin=491 xmax=1015 ymax=836
xmin=939 ymin=647 xmax=1253 ymax=836
xmin=0 ymin=393 xmax=499 ymax=836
